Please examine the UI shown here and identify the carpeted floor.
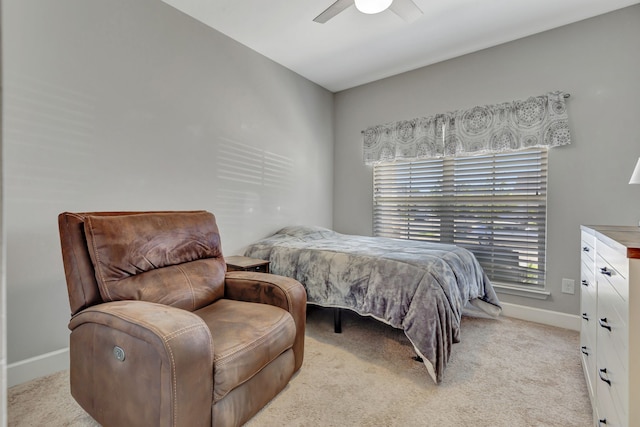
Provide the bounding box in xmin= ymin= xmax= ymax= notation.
xmin=8 ymin=306 xmax=592 ymax=426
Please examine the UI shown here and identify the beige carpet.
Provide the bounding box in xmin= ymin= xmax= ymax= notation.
xmin=8 ymin=306 xmax=592 ymax=426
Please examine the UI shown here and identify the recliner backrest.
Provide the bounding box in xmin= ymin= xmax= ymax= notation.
xmin=58 ymin=210 xmax=226 ymax=315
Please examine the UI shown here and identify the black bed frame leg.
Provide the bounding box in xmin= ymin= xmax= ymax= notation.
xmin=334 ymin=308 xmax=342 ymax=333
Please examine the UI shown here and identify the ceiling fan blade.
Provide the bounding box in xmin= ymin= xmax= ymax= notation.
xmin=313 ymin=0 xmax=354 ymax=24
xmin=389 ymin=0 xmax=423 ymax=22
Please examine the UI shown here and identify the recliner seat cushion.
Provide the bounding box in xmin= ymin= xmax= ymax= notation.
xmin=194 ymin=299 xmax=296 ymax=402
xmin=84 ymin=211 xmax=226 ymax=310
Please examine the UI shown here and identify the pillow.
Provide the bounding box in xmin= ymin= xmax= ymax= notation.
xmin=84 ymin=211 xmax=225 ymax=311
xmin=276 ymin=225 xmax=339 ymax=240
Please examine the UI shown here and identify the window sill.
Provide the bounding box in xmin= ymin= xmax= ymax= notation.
xmin=492 ymin=283 xmax=550 ymax=300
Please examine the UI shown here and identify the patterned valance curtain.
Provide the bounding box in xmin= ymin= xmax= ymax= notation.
xmin=363 ymin=91 xmax=571 ymax=164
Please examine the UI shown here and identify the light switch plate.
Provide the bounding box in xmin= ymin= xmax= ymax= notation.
xmin=561 ymin=278 xmax=575 ymax=294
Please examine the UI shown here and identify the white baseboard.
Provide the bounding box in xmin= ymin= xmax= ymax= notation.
xmin=500 ymin=302 xmax=581 ymax=331
xmin=7 ymin=347 xmax=69 ymax=388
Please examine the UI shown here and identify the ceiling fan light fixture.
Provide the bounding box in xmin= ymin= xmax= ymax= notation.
xmin=354 ymin=0 xmax=393 ymax=14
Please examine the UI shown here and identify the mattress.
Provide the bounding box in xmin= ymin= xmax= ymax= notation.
xmin=244 ymin=225 xmax=502 ymax=383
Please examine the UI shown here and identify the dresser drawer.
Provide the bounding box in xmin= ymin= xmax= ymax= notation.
xmin=580 ymin=287 xmax=597 ymax=334
xmin=581 ymin=310 xmax=597 ymax=359
xmin=580 ymin=264 xmax=597 ymax=323
xmin=581 ymin=231 xmax=596 ymax=264
xmin=596 ymin=346 xmax=628 ymax=425
xmin=597 ymin=237 xmax=628 ymax=280
xmin=581 ymin=347 xmax=596 ymax=401
xmin=597 ymin=281 xmax=628 ymax=366
xmin=596 ymin=283 xmax=628 ymax=419
xmin=581 ymin=257 xmax=595 ymax=284
xmin=580 ymin=264 xmax=596 ymax=301
xmin=597 ymin=253 xmax=628 ymax=302
xmin=597 ymin=373 xmax=624 ymax=427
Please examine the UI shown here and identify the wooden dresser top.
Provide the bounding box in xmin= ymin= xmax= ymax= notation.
xmin=581 ymin=225 xmax=640 ymax=259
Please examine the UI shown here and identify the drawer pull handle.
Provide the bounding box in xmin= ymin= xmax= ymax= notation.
xmin=581 ymin=279 xmax=588 ymax=287
xmin=580 ymin=346 xmax=589 ymax=356
xmin=598 ymin=368 xmax=611 ymax=386
xmin=599 ymin=318 xmax=611 ymax=331
xmin=599 ymin=267 xmax=612 ymax=276
xmin=582 ymin=313 xmax=589 ymax=321
xmin=598 ymin=419 xmax=607 ymax=426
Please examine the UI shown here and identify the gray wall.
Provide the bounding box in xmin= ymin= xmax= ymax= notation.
xmin=333 ymin=5 xmax=640 ymax=315
xmin=1 ymin=0 xmax=6 ymax=419
xmin=3 ymin=0 xmax=334 ymax=366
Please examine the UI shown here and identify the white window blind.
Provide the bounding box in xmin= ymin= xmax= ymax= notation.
xmin=373 ymin=149 xmax=548 ymax=287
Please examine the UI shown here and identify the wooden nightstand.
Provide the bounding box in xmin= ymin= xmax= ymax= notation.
xmin=225 ymin=255 xmax=270 ymax=273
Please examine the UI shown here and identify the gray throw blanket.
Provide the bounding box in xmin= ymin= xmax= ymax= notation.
xmin=244 ymin=226 xmax=502 ymax=383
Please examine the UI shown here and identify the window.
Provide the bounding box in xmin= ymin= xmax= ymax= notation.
xmin=373 ymin=149 xmax=547 ymax=288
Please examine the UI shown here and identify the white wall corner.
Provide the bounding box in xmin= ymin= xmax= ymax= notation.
xmin=500 ymin=302 xmax=581 ymax=331
xmin=7 ymin=348 xmax=69 ymax=388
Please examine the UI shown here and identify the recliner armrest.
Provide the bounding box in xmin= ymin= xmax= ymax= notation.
xmin=69 ymin=300 xmax=213 ymax=427
xmin=224 ymin=271 xmax=307 ymax=372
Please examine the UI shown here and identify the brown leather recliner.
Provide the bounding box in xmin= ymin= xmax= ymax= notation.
xmin=57 ymin=211 xmax=306 ymax=427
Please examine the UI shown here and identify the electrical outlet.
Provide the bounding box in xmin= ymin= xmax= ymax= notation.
xmin=561 ymin=278 xmax=575 ymax=294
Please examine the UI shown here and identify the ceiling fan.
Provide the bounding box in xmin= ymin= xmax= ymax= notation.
xmin=314 ymin=0 xmax=423 ymax=24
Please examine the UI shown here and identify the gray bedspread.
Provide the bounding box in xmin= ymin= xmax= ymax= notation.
xmin=243 ymin=226 xmax=502 ymax=383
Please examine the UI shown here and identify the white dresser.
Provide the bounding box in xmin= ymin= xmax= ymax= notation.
xmin=580 ymin=226 xmax=640 ymax=427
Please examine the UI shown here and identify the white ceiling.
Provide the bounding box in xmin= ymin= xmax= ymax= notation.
xmin=161 ymin=0 xmax=640 ymax=92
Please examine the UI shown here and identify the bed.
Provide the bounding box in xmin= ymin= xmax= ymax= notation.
xmin=243 ymin=225 xmax=502 ymax=383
